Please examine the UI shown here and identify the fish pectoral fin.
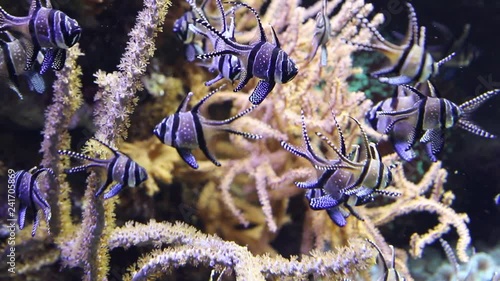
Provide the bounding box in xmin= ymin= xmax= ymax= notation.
xmin=309 ymin=194 xmax=340 ymax=210
xmin=393 ymin=137 xmax=417 ymax=161
xmin=24 ymin=43 xmax=39 ymax=71
xmin=103 ymin=183 xmax=125 ymax=199
xmin=205 ymin=73 xmax=224 ymax=87
xmin=326 ymin=208 xmax=348 ymax=227
xmin=185 ymin=44 xmax=197 ymax=62
xmin=51 ymin=48 xmax=66 ymax=71
xmin=378 ymin=75 xmax=413 ymax=85
xmin=95 ymin=176 xmax=114 ymax=198
xmin=41 ymin=48 xmax=54 ymax=74
xmin=422 ymin=128 xmax=445 ymax=162
xmin=387 ymin=119 xmax=419 ymax=161
xmin=249 ymin=80 xmax=275 ymax=105
xmin=234 ymin=69 xmax=250 ymax=92
xmin=41 ymin=48 xmax=66 ymax=74
xmin=177 ymin=148 xmax=200 ymax=169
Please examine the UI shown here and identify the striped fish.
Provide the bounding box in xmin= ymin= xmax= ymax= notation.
xmin=0 ymin=32 xmax=45 ymax=99
xmin=188 ymin=0 xmax=242 ymax=86
xmin=173 ymin=0 xmax=209 ymax=62
xmin=14 ymin=166 xmax=54 ymax=236
xmin=366 ymin=239 xmax=406 ymax=281
xmin=306 ymin=0 xmax=332 ymax=67
xmin=372 ymin=83 xmax=499 ymax=161
xmin=312 ymin=117 xmax=398 ymax=208
xmin=153 ymin=85 xmax=262 ymax=169
xmin=280 ymin=111 xmax=398 ymax=226
xmin=0 ymin=0 xmax=81 ymax=74
xmin=345 ymin=2 xmax=454 ymax=85
xmin=58 ymin=138 xmax=148 ymax=199
xmin=194 ymin=1 xmax=298 ymax=105
xmin=393 ymin=22 xmax=481 ymax=69
xmin=366 ymin=86 xmax=421 ymax=161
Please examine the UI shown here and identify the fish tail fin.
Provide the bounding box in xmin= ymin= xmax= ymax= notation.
xmin=459 ymin=89 xmax=500 ymax=114
xmin=457 ymin=119 xmax=496 ymax=139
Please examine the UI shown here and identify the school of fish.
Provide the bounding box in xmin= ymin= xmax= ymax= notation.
xmin=5 ymin=3 xmax=499 ymax=271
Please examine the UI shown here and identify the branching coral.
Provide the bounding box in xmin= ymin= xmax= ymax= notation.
xmin=2 ymin=0 xmax=477 ymax=280
xmin=109 ymin=220 xmax=376 ymax=281
xmin=367 ymin=160 xmax=471 ymax=262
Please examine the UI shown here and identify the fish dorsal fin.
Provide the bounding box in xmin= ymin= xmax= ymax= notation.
xmin=90 ymin=137 xmax=119 ymax=158
xmin=331 ymin=112 xmax=347 ymax=156
xmin=368 ymin=143 xmax=380 ymax=161
xmin=178 ymin=92 xmax=194 ymax=113
xmin=349 ymin=117 xmax=371 ymax=160
xmin=418 ymin=26 xmax=426 ymax=48
xmin=405 ymin=2 xmax=419 ymax=47
xmin=270 ymin=26 xmax=280 ymax=48
xmin=225 ymin=1 xmax=267 ymax=42
xmin=192 ymin=84 xmax=226 ymax=113
xmin=401 ymin=84 xmax=427 ymax=99
xmin=194 ymin=18 xmax=238 ymax=49
xmin=298 ymin=110 xmax=330 ymax=166
xmin=215 ymin=0 xmax=227 ymax=32
xmin=435 ymin=52 xmax=456 ymax=68
xmin=187 ymin=0 xmax=209 ymax=23
xmin=425 ymin=80 xmax=441 ymax=98
xmin=30 ymin=0 xmax=44 ymax=15
xmin=31 ymin=167 xmax=55 ymax=181
xmin=366 ymin=239 xmax=390 ymax=278
xmin=315 ymin=132 xmax=361 ymax=167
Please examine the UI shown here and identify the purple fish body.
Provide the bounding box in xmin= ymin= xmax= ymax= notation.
xmin=194 ymin=1 xmax=298 ymax=105
xmin=153 ymin=86 xmax=261 ymax=169
xmin=58 ymin=138 xmax=148 ymax=199
xmin=280 ymin=111 xmax=398 ymax=227
xmin=368 ymin=83 xmax=499 ymax=161
xmin=0 ymin=0 xmax=81 ymax=73
xmin=0 ymin=32 xmax=46 ymax=98
xmin=14 ymin=167 xmax=54 ymax=237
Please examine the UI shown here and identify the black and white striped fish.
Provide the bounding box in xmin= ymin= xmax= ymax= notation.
xmin=280 ymin=111 xmax=398 ymax=226
xmin=153 ymin=85 xmax=262 ymax=169
xmin=173 ymin=0 xmax=209 ymax=62
xmin=312 ymin=117 xmax=397 ymax=210
xmin=58 ymin=138 xmax=148 ymax=199
xmin=188 ymin=0 xmax=242 ymax=86
xmin=345 ymin=2 xmax=454 ymax=85
xmin=306 ymin=0 xmax=332 ymax=67
xmin=366 ymin=239 xmax=406 ymax=281
xmin=0 ymin=0 xmax=81 ymax=74
xmin=14 ymin=166 xmax=54 ymax=236
xmin=194 ymin=1 xmax=298 ymax=105
xmin=393 ymin=22 xmax=480 ymax=70
xmin=0 ymin=32 xmax=45 ymax=99
xmin=369 ymin=83 xmax=499 ymax=161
